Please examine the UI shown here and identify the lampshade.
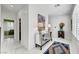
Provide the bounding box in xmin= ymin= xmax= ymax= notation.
xmin=48 ymin=24 xmax=51 ymax=28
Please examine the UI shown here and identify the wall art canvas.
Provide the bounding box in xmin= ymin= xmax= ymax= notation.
xmin=38 ymin=14 xmax=45 ymax=31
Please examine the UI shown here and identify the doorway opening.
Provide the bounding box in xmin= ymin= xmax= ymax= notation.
xmin=4 ymin=19 xmax=14 ymax=39
xmin=19 ymin=18 xmax=21 ymax=41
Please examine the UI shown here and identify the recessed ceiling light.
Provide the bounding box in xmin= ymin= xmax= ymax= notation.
xmin=10 ymin=5 xmax=14 ymax=7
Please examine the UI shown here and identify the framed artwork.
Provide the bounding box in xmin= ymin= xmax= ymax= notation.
xmin=38 ymin=14 xmax=45 ymax=23
xmin=38 ymin=14 xmax=45 ymax=31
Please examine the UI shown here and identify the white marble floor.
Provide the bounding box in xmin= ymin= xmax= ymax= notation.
xmin=1 ymin=38 xmax=79 ymax=54
xmin=1 ymin=38 xmax=41 ymax=54
xmin=1 ymin=38 xmax=25 ymax=54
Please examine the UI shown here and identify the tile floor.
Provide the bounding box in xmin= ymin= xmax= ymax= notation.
xmin=1 ymin=38 xmax=79 ymax=54
xmin=1 ymin=38 xmax=41 ymax=54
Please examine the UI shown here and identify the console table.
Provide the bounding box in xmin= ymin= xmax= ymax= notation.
xmin=35 ymin=31 xmax=52 ymax=50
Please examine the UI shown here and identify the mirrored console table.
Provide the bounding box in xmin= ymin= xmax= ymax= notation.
xmin=35 ymin=31 xmax=52 ymax=50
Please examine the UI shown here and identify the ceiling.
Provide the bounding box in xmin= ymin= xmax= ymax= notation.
xmin=1 ymin=4 xmax=26 ymax=13
xmin=48 ymin=4 xmax=75 ymax=16
xmin=1 ymin=4 xmax=75 ymax=16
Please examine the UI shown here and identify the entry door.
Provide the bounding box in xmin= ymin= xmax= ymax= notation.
xmin=19 ymin=18 xmax=21 ymax=41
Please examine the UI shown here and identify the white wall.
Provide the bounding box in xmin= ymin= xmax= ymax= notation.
xmin=28 ymin=4 xmax=49 ymax=49
xmin=1 ymin=8 xmax=17 ymax=20
xmin=49 ymin=15 xmax=72 ymax=40
xmin=17 ymin=5 xmax=28 ymax=49
xmin=0 ymin=5 xmax=1 ymax=43
xmin=0 ymin=5 xmax=1 ymax=27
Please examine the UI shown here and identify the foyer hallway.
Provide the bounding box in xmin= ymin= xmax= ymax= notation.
xmin=0 ymin=4 xmax=79 ymax=54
